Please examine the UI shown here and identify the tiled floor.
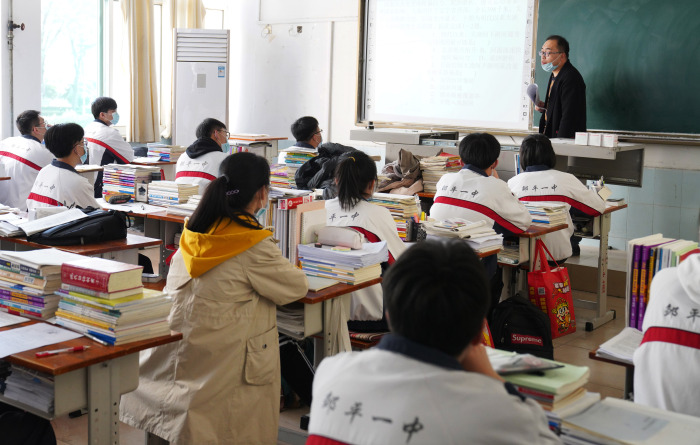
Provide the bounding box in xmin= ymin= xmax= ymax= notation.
xmin=54 ymin=247 xmax=630 ymax=444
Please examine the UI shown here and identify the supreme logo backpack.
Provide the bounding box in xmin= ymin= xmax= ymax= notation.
xmin=489 ymin=294 xmax=554 ymax=359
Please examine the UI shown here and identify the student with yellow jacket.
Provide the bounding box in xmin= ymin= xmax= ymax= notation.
xmin=120 ymin=152 xmax=308 ymax=445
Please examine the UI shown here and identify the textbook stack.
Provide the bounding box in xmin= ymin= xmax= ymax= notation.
xmin=279 ymin=148 xmax=317 ymax=189
xmin=369 ymin=193 xmax=421 ymax=241
xmin=146 ymin=143 xmax=186 ymax=162
xmin=270 ymin=164 xmax=293 ymax=189
xmin=422 ymin=218 xmax=503 ymax=254
xmin=524 ymin=202 xmax=568 ymax=226
xmin=502 ymin=359 xmax=592 ymax=413
xmin=298 ymin=241 xmax=388 ymax=285
xmin=102 ymin=164 xmax=161 ymax=202
xmin=626 ymin=233 xmax=699 ymax=329
xmin=147 ymin=181 xmax=199 ymax=206
xmin=2 ymin=364 xmax=55 ymax=414
xmin=166 ymin=195 xmax=202 ymax=217
xmin=54 ymin=257 xmax=172 ymax=345
xmin=270 ymin=192 xmax=315 ymax=260
xmin=0 ymin=249 xmax=85 ymax=320
xmin=419 ymin=153 xmax=462 ymax=194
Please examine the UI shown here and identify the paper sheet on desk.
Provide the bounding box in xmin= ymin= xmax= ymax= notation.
xmin=0 ymin=311 xmax=28 ymax=328
xmin=96 ymin=198 xmax=168 ymax=214
xmin=16 ymin=208 xmax=88 ymax=236
xmin=0 ymin=323 xmax=82 ymax=358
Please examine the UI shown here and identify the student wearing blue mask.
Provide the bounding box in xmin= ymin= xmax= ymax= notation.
xmin=537 ymin=35 xmax=587 ymax=139
xmin=175 ymin=117 xmax=230 ymax=195
xmin=27 ymin=123 xmax=99 ymax=210
xmin=84 ymin=96 xmax=136 ymax=197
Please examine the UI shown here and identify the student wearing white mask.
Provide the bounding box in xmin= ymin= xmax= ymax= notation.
xmin=536 ymin=35 xmax=587 ymax=139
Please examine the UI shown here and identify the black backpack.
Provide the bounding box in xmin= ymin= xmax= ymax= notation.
xmin=27 ymin=208 xmax=128 ymax=246
xmin=489 ymin=294 xmax=554 ymax=359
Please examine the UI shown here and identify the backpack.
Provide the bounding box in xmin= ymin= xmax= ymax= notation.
xmin=27 ymin=208 xmax=128 ymax=246
xmin=489 ymin=294 xmax=554 ymax=359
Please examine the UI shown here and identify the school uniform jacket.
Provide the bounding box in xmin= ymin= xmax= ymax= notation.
xmin=26 ymin=160 xmax=100 ymax=210
xmin=85 ymin=120 xmax=135 ymax=197
xmin=175 ymin=138 xmax=228 ymax=195
xmin=508 ymin=167 xmax=605 ymax=261
xmin=308 ymin=334 xmax=561 ymax=445
xmin=0 ymin=135 xmax=54 ymax=209
xmin=430 ymin=166 xmax=532 ymax=235
xmin=633 ymin=254 xmax=700 ymax=417
xmin=325 ymin=198 xmax=407 ymax=320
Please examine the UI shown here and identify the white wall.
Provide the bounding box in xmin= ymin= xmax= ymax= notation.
xmin=0 ymin=0 xmax=41 ymax=139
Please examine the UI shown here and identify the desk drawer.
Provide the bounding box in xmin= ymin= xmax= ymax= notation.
xmin=277 ymin=302 xmax=322 ymax=340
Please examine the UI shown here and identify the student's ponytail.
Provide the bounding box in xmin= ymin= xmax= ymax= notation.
xmin=334 ymin=151 xmax=377 ymax=211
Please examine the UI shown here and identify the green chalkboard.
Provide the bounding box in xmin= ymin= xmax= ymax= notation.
xmin=535 ymin=0 xmax=700 ymax=135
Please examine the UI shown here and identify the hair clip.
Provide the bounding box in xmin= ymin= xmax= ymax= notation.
xmin=349 ymin=156 xmax=356 ymax=162
xmin=226 ymin=189 xmax=239 ymax=196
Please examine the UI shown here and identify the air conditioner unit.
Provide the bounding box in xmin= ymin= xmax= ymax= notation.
xmin=172 ymin=28 xmax=230 ymax=146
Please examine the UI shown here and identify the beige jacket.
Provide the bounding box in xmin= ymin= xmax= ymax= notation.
xmin=120 ymin=221 xmax=308 ymax=445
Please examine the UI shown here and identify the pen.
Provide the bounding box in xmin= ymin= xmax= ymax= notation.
xmin=84 ymin=333 xmax=110 ymax=346
xmin=36 ymin=345 xmax=90 ymax=358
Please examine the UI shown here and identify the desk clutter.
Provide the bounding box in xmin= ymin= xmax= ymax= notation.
xmin=368 ymin=193 xmax=421 ymax=241
xmin=626 ymin=233 xmax=699 ymax=329
xmin=102 ymin=163 xmax=161 ymax=203
xmin=524 ymin=202 xmax=568 ymax=226
xmin=419 ymin=153 xmax=462 ymax=194
xmin=421 ymin=217 xmax=503 ymax=254
xmin=277 ymin=147 xmax=318 ymax=189
xmin=146 ymin=143 xmax=185 ymax=162
xmin=298 ymin=241 xmax=388 ymax=285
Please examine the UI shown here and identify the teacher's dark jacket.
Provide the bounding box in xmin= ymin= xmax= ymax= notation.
xmin=539 ymin=60 xmax=586 ymax=139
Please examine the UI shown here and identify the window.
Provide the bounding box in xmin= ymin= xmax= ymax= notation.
xmin=41 ymin=0 xmax=103 ymax=126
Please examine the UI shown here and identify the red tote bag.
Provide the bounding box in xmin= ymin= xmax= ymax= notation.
xmin=527 ymin=239 xmax=576 ymax=338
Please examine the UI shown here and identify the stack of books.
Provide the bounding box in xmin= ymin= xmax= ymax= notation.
xmin=298 ymin=241 xmax=388 ymax=285
xmin=102 ymin=164 xmax=161 ymax=202
xmin=270 ymin=192 xmax=315 ymax=261
xmin=421 ymin=218 xmax=503 ymax=254
xmin=270 ymin=164 xmax=293 ymax=189
xmin=166 ymin=195 xmax=202 ymax=217
xmin=501 ymin=357 xmax=592 ymax=413
xmin=524 ymin=202 xmax=568 ymax=226
xmin=54 ymin=257 xmax=172 ymax=345
xmin=0 ymin=249 xmax=85 ymax=320
xmin=146 ymin=143 xmax=186 ymax=162
xmin=148 ymin=181 xmax=200 ymax=206
xmin=3 ymin=364 xmax=55 ymax=414
xmin=419 ymin=153 xmax=462 ymax=193
xmin=279 ymin=148 xmax=317 ymax=189
xmin=369 ymin=193 xmax=421 ymax=241
xmin=626 ymin=233 xmax=699 ymax=329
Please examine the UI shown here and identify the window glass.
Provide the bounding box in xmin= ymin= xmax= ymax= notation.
xmin=41 ymin=0 xmax=101 ymax=126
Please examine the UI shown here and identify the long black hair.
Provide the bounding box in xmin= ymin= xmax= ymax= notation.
xmin=334 ymin=150 xmax=377 ymax=211
xmin=187 ymin=152 xmax=270 ymax=233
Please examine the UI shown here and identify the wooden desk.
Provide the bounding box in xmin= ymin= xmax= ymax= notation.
xmin=75 ymin=165 xmax=103 ymax=184
xmin=573 ymin=204 xmax=628 ymax=331
xmin=0 ymin=233 xmax=161 ymax=264
xmin=589 ymin=347 xmax=634 ymax=400
xmin=0 ymin=177 xmax=10 ymax=181
xmin=0 ymin=320 xmax=182 ymax=444
xmin=228 ymin=135 xmax=287 ymax=164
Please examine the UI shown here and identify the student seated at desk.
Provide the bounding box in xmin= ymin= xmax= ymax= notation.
xmin=120 ymin=152 xmax=308 ymax=445
xmin=175 ymin=117 xmax=230 ymax=194
xmin=0 ymin=110 xmax=54 ymax=210
xmin=84 ymin=96 xmax=136 ymax=197
xmin=26 ymin=123 xmax=100 ymax=210
xmin=430 ymin=133 xmax=531 ymax=308
xmin=633 ymin=253 xmax=700 ymax=417
xmin=307 ymin=239 xmax=560 ymax=445
xmin=508 ymin=134 xmax=605 ymax=262
xmin=325 ymin=150 xmax=406 ymax=331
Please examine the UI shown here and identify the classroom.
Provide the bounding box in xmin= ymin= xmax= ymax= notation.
xmin=0 ymin=0 xmax=699 ymax=444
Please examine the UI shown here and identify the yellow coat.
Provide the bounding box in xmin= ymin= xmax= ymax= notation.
xmin=120 ymin=219 xmax=308 ymax=444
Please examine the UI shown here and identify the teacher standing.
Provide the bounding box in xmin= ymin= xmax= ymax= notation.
xmin=537 ymin=35 xmax=586 ymax=139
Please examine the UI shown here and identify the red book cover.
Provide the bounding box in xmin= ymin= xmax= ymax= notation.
xmin=61 ymin=258 xmax=143 ymax=294
xmin=278 ymin=195 xmax=313 ymax=210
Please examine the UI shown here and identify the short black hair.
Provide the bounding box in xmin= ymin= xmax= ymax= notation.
xmin=334 ymin=150 xmax=377 ymax=211
xmin=16 ymin=110 xmax=41 ymax=135
xmin=196 ymin=118 xmax=227 ymax=139
xmin=91 ymin=97 xmax=118 ymax=119
xmin=44 ymin=123 xmax=84 ymax=158
xmin=545 ymin=35 xmax=570 ymax=58
xmin=458 ymin=133 xmax=501 ymax=169
xmin=520 ymin=134 xmax=556 ymax=170
xmin=291 ymin=116 xmax=318 ymax=142
xmin=383 ymin=239 xmax=490 ymax=356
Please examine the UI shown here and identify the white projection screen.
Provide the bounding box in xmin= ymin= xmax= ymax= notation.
xmin=358 ymin=0 xmax=539 ymax=133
